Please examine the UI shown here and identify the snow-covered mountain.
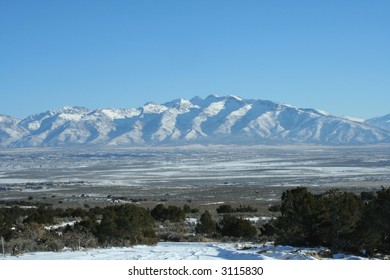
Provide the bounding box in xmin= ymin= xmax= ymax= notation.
xmin=365 ymin=114 xmax=390 ymax=132
xmin=1 ymin=95 xmax=390 ymax=147
xmin=0 ymin=114 xmax=27 ymax=146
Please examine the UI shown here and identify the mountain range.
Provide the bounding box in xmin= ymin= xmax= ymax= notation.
xmin=1 ymin=95 xmax=390 ymax=147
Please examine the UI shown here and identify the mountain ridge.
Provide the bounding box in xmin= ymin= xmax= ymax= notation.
xmin=365 ymin=114 xmax=390 ymax=131
xmin=1 ymin=95 xmax=390 ymax=147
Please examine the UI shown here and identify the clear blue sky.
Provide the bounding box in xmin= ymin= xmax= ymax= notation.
xmin=1 ymin=0 xmax=389 ymax=119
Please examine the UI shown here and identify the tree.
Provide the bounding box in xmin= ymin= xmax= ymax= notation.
xmin=271 ymin=187 xmax=367 ymax=253
xmin=96 ymin=204 xmax=156 ymax=246
xmin=274 ymin=187 xmax=318 ymax=246
xmin=0 ymin=210 xmax=14 ymax=241
xmin=24 ymin=206 xmax=54 ymax=224
xmin=151 ymin=204 xmax=166 ymax=221
xmin=166 ymin=206 xmax=185 ymax=222
xmin=195 ymin=211 xmax=216 ymax=236
xmin=151 ymin=204 xmax=185 ymax=222
xmin=218 ymin=214 xmax=257 ymax=239
xmin=357 ymin=187 xmax=390 ymax=254
xmin=315 ymin=190 xmax=363 ymax=250
xmin=216 ymin=204 xmax=235 ymax=213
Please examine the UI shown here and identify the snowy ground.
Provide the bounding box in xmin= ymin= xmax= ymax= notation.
xmin=1 ymin=145 xmax=390 ymax=208
xmin=0 ymin=242 xmax=365 ymax=260
xmin=1 ymin=146 xmax=390 ymax=188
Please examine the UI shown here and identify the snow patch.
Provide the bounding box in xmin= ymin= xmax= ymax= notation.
xmin=142 ymin=103 xmax=168 ymax=114
xmin=343 ymin=116 xmax=365 ymax=123
xmin=0 ymin=242 xmax=367 ymax=260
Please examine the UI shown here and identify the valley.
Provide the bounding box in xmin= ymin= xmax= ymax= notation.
xmin=1 ymin=145 xmax=389 ymax=212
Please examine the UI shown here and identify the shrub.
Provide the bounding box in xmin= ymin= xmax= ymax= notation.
xmin=218 ymin=214 xmax=257 ymax=239
xmin=268 ymin=204 xmax=281 ymax=212
xmin=166 ymin=206 xmax=186 ymax=222
xmin=195 ymin=211 xmax=216 ymax=236
xmin=23 ymin=206 xmax=55 ymax=224
xmin=315 ymin=190 xmax=363 ymax=250
xmin=96 ymin=204 xmax=157 ymax=246
xmin=216 ymin=204 xmax=235 ymax=213
xmin=268 ymin=187 xmax=388 ymax=254
xmin=356 ymin=187 xmax=390 ymax=254
xmin=273 ymin=187 xmax=317 ymax=246
xmin=45 ymin=238 xmax=64 ymax=252
xmin=183 ymin=204 xmax=191 ymax=213
xmin=151 ymin=204 xmax=185 ymax=222
xmin=235 ymin=205 xmax=258 ymax=213
xmin=183 ymin=204 xmax=199 ymax=214
xmin=63 ymin=228 xmax=98 ymax=250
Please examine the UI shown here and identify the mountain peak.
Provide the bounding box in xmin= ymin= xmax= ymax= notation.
xmin=366 ymin=114 xmax=390 ymax=130
xmin=142 ymin=102 xmax=168 ymax=114
xmin=226 ymin=95 xmax=243 ymax=101
xmin=1 ymin=95 xmax=390 ymax=147
xmin=59 ymin=106 xmax=90 ymax=114
xmin=0 ymin=114 xmax=20 ymax=124
xmin=163 ymin=98 xmax=199 ymax=112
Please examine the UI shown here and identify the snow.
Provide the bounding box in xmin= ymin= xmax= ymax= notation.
xmin=189 ymin=100 xmax=226 ymax=138
xmin=228 ymin=95 xmax=243 ymax=101
xmin=97 ymin=108 xmax=141 ymax=119
xmin=27 ymin=121 xmax=41 ymax=130
xmin=185 ymin=218 xmax=198 ymax=225
xmin=183 ymin=128 xmax=207 ymax=141
xmin=343 ymin=116 xmax=365 ymax=123
xmin=246 ymin=111 xmax=279 ymax=137
xmin=1 ymin=95 xmax=390 ymax=147
xmin=366 ymin=114 xmax=390 ymax=131
xmin=215 ymin=104 xmax=252 ymax=134
xmin=44 ymin=220 xmax=77 ymax=231
xmin=0 ymin=242 xmax=366 ymax=260
xmin=163 ymin=98 xmax=199 ymax=113
xmin=142 ymin=103 xmax=168 ymax=114
xmin=152 ymin=109 xmax=181 ymax=142
xmin=245 ymin=216 xmax=272 ymax=223
xmin=58 ymin=113 xmax=84 ymax=121
xmin=203 ymin=101 xmax=225 ymax=117
xmin=314 ymin=109 xmax=330 ymax=116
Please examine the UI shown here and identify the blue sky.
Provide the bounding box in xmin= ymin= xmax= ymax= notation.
xmin=1 ymin=0 xmax=389 ymax=119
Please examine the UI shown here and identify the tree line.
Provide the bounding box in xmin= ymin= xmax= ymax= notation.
xmin=0 ymin=202 xmax=258 ymax=255
xmin=1 ymin=186 xmax=390 ymax=256
xmin=263 ymin=187 xmax=390 ymax=256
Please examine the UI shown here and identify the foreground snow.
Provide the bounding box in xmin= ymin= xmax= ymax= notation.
xmin=1 ymin=242 xmax=365 ymax=260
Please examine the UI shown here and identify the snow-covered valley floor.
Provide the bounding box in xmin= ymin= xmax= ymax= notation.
xmin=0 ymin=242 xmax=365 ymax=260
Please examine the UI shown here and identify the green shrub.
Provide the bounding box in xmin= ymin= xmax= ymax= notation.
xmin=269 ymin=187 xmax=390 ymax=255
xmin=216 ymin=204 xmax=235 ymax=213
xmin=23 ymin=206 xmax=55 ymax=224
xmin=218 ymin=214 xmax=257 ymax=239
xmin=273 ymin=187 xmax=317 ymax=246
xmin=235 ymin=205 xmax=258 ymax=213
xmin=195 ymin=211 xmax=216 ymax=236
xmin=151 ymin=204 xmax=185 ymax=222
xmin=268 ymin=204 xmax=281 ymax=212
xmin=97 ymin=204 xmax=157 ymax=246
xmin=356 ymin=187 xmax=390 ymax=254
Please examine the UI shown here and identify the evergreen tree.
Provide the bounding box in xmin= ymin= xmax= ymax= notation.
xmin=315 ymin=190 xmax=363 ymax=250
xmin=216 ymin=204 xmax=235 ymax=213
xmin=274 ymin=187 xmax=318 ymax=246
xmin=96 ymin=204 xmax=156 ymax=246
xmin=195 ymin=211 xmax=216 ymax=236
xmin=218 ymin=214 xmax=257 ymax=239
xmin=151 ymin=204 xmax=185 ymax=222
xmin=357 ymin=187 xmax=390 ymax=254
